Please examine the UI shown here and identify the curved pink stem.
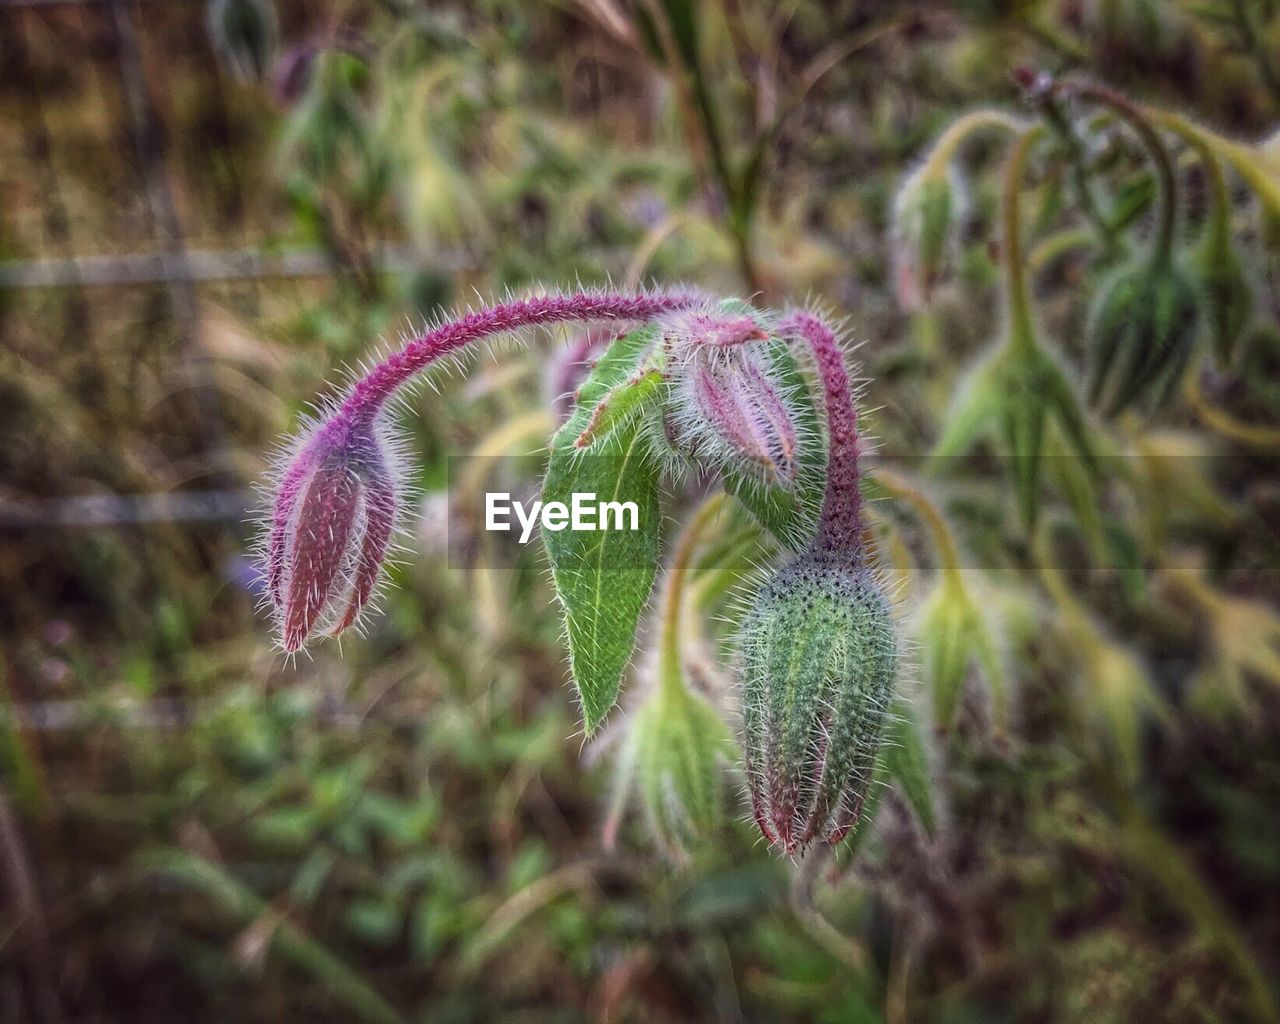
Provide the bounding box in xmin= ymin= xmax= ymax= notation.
xmin=780 ymin=311 xmax=863 ymax=560
xmin=336 ymin=290 xmax=701 ymax=427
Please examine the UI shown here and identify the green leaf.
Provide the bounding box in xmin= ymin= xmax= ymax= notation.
xmin=724 ymin=339 xmax=826 ymax=547
xmin=881 ymin=698 xmax=936 ymax=834
xmin=933 ymin=346 xmax=1002 ymax=464
xmin=572 ymin=365 xmax=665 ymax=449
xmin=140 ymin=849 xmax=405 ymax=1024
xmin=544 ymin=327 xmax=664 ymax=734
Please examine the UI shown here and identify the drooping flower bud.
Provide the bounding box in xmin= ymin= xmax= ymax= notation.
xmin=676 ymin=352 xmax=800 ymax=484
xmin=893 ymin=165 xmax=958 ymax=309
xmin=258 ymin=290 xmax=701 ymax=658
xmin=739 ymin=552 xmax=898 ymax=853
xmin=608 ymin=673 xmax=733 ymax=860
xmin=660 ymin=308 xmax=804 ymax=485
xmin=262 ymin=413 xmax=400 ymax=653
xmin=1088 ymin=261 xmax=1200 ymax=416
xmin=207 ymin=0 xmax=278 ymax=83
xmin=1194 ymin=240 xmax=1252 ymax=368
xmin=916 ymin=571 xmax=1004 ymax=731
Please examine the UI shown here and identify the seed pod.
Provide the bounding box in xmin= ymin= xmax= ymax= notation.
xmin=739 ymin=552 xmax=898 ymax=853
xmin=893 ymin=166 xmax=957 ymax=308
xmin=1088 ymin=261 xmax=1200 ymax=416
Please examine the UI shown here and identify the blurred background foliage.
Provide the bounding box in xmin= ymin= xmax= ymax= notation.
xmin=1 ymin=0 xmax=1279 ymax=1021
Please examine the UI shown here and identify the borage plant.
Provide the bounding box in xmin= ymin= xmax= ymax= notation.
xmin=259 ymin=289 xmax=931 ymax=858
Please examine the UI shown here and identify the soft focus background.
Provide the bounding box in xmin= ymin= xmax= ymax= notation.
xmin=2 ymin=1 xmax=1280 ymax=1021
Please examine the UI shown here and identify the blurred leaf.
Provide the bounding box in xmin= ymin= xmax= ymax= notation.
xmin=141 ymin=849 xmax=405 ymax=1024
xmin=881 ymin=698 xmax=937 ymax=834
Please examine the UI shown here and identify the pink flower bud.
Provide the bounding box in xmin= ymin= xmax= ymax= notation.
xmin=660 ymin=305 xmax=801 ymax=485
xmin=262 ymin=413 xmax=400 ymax=653
xmin=681 ymin=354 xmax=798 ymax=484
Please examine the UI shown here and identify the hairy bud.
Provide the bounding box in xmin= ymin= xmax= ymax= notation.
xmin=612 ymin=677 xmax=733 ymax=860
xmin=740 ymin=552 xmax=898 ymax=854
xmin=673 ymin=350 xmax=801 ymax=484
xmin=654 ymin=305 xmax=805 ymax=484
xmin=1088 ymin=261 xmax=1200 ymax=416
xmin=263 ymin=413 xmax=400 ymax=653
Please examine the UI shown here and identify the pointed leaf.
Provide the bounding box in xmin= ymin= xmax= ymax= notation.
xmin=544 ymin=328 xmax=664 ymax=734
xmin=881 ymin=698 xmax=937 ymax=835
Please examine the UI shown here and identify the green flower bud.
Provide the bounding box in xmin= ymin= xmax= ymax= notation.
xmin=1194 ymin=231 xmax=1253 ymax=368
xmin=917 ymin=572 xmax=1005 ymax=731
xmin=609 ymin=672 xmax=733 ymax=860
xmin=207 ymin=0 xmax=278 ymax=83
xmin=893 ymin=167 xmax=957 ymax=308
xmin=1088 ymin=261 xmax=1200 ymax=416
xmin=740 ymin=552 xmax=898 ymax=854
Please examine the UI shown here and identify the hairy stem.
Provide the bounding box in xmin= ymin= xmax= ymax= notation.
xmin=1151 ymin=110 xmax=1280 ymax=217
xmin=871 ymin=467 xmax=962 ymax=583
xmin=780 ymin=312 xmax=863 ymax=560
xmin=336 ymin=290 xmax=700 ymax=425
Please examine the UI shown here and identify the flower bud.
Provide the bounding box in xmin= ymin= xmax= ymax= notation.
xmin=207 ymin=0 xmax=278 ymax=83
xmin=739 ymin=552 xmax=898 ymax=853
xmin=262 ymin=413 xmax=400 ymax=652
xmin=611 ymin=676 xmax=733 ymax=860
xmin=893 ymin=166 xmax=957 ymax=308
xmin=1194 ymin=235 xmax=1252 ymax=367
xmin=917 ymin=572 xmax=1004 ymax=731
xmin=1088 ymin=261 xmax=1199 ymax=416
xmin=661 ymin=307 xmax=802 ymax=486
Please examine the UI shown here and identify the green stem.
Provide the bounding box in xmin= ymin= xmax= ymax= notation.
xmin=1067 ymin=81 xmax=1179 ymax=270
xmin=921 ymin=108 xmax=1027 ymax=179
xmin=872 ymin=467 xmax=963 ymax=584
xmin=1152 ymin=111 xmax=1280 ymax=219
xmin=658 ymin=494 xmax=727 ymax=697
xmin=1037 ymin=93 xmax=1117 ymax=249
xmin=1198 ymin=138 xmax=1233 ymax=252
xmin=1002 ymin=125 xmax=1046 ymax=355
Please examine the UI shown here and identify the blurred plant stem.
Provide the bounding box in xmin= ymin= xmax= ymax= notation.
xmin=789 ymin=843 xmax=868 ymax=972
xmin=1096 ymin=772 xmax=1280 ymax=1024
xmin=0 ymin=778 xmax=60 ymax=1022
xmin=658 ymin=492 xmax=727 ymax=695
xmin=106 ymin=0 xmax=231 ymax=489
xmin=140 ymin=849 xmax=406 ymax=1024
xmin=636 ymin=2 xmax=913 ymax=297
xmin=1184 ymin=362 xmax=1280 ymax=448
xmin=1003 ymin=125 xmax=1046 ymax=352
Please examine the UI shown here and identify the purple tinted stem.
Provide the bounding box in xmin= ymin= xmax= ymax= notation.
xmin=781 ymin=312 xmax=863 ymax=560
xmin=337 ymin=291 xmax=701 ymax=425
